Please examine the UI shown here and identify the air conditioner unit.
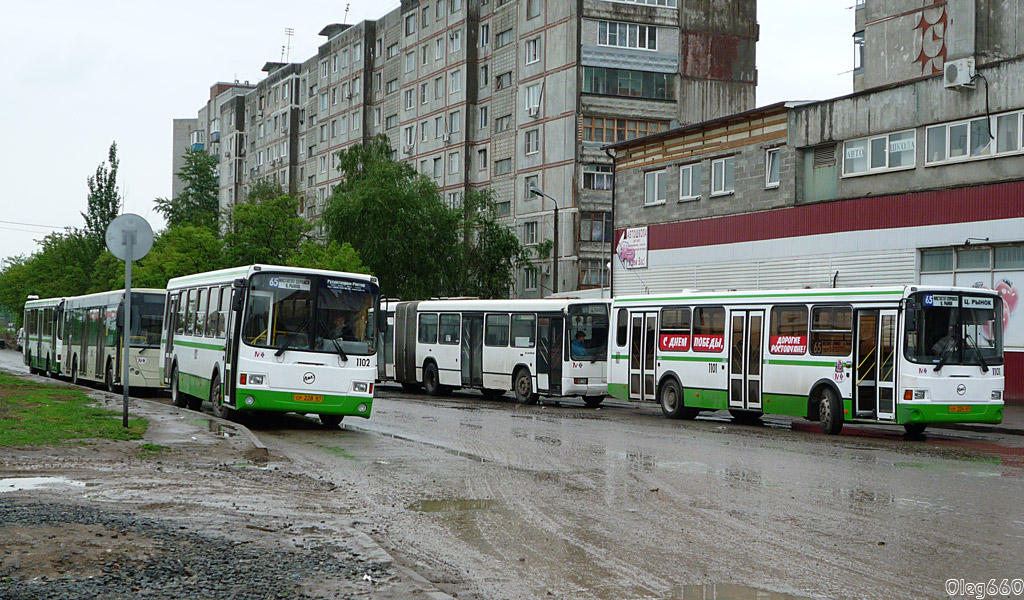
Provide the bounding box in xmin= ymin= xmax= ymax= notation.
xmin=403 ymin=145 xmax=415 ymax=154
xmin=540 ymin=265 xmax=550 ymax=275
xmin=527 ymin=106 xmax=540 ymax=117
xmin=944 ymin=57 xmax=976 ymax=89
xmin=442 ymin=132 xmax=451 ymax=142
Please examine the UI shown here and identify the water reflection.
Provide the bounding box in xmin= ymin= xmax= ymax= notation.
xmin=408 ymin=498 xmax=497 ymax=512
xmin=670 ymin=583 xmax=811 ymax=599
xmin=0 ymin=476 xmax=86 ymax=493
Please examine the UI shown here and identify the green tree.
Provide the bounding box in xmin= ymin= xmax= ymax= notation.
xmin=130 ymin=225 xmax=224 ymax=289
xmin=458 ymin=189 xmax=529 ymax=298
xmin=82 ymin=141 xmax=122 ymax=252
xmin=0 ymin=230 xmax=97 ymax=319
xmin=322 ymin=136 xmax=462 ymax=299
xmin=222 ymin=181 xmax=310 ymax=267
xmin=154 ymin=149 xmax=220 ymax=232
xmin=288 ymin=240 xmax=368 ymax=274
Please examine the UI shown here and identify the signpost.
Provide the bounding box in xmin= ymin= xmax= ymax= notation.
xmin=105 ymin=214 xmax=154 ymax=427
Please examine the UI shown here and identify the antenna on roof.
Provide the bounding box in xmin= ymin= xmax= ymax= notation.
xmin=284 ymin=27 xmax=295 ymax=62
xmin=344 ymin=3 xmax=350 ymax=23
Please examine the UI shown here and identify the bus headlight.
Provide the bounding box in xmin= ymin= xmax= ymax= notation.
xmin=353 ymin=381 xmax=370 ymax=393
xmin=248 ymin=374 xmax=265 ymax=385
xmin=992 ymin=390 xmax=1003 ymax=401
xmin=903 ymin=389 xmax=927 ymax=400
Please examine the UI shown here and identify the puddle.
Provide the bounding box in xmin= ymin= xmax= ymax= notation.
xmin=408 ymin=499 xmax=497 ymax=512
xmin=186 ymin=417 xmax=237 ymax=438
xmin=0 ymin=476 xmax=87 ymax=493
xmin=670 ymin=584 xmax=811 ymax=599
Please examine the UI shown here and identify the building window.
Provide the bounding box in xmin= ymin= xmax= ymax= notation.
xmin=525 ymin=37 xmax=540 ymax=64
xmin=582 ymin=117 xmax=669 ymax=142
xmin=597 ymin=20 xmax=657 ymax=50
xmin=352 ymin=112 xmax=359 ymax=130
xmin=494 ymin=157 xmax=512 ymax=175
xmin=450 ymin=0 xmax=461 ymax=12
xmin=765 ymin=148 xmax=781 ymax=188
xmin=580 ymin=259 xmax=608 ymax=288
xmin=421 ymin=83 xmax=429 ymax=105
xmin=374 ymin=108 xmax=381 ymax=127
xmin=320 ymin=60 xmax=329 ymax=78
xmin=477 ymin=148 xmax=488 ymax=170
xmin=435 ymin=77 xmax=443 ymax=98
xmin=422 ymin=5 xmax=430 ymax=26
xmin=405 ymin=51 xmax=415 ymax=73
xmin=435 ymin=116 xmax=444 ymax=138
xmin=386 ymin=79 xmax=398 ymax=94
xmin=404 ymin=89 xmax=414 ymax=110
xmin=433 ymin=157 xmax=442 ymax=178
xmin=450 ymin=29 xmax=462 ymax=53
xmin=524 ymin=175 xmax=538 ymax=198
xmin=525 ymin=129 xmax=539 ymax=154
xmin=385 ymin=114 xmax=398 ymax=129
xmin=526 ymin=0 xmax=541 ymax=18
xmin=495 ymin=71 xmax=513 ymax=89
xmin=524 ymin=267 xmax=538 ymax=291
xmin=405 ymin=13 xmax=416 ymax=35
xmin=480 ymin=23 xmax=490 ymax=46
xmin=449 ymin=110 xmax=461 ymax=133
xmin=679 ymin=163 xmax=701 ymax=200
xmin=525 ymin=84 xmax=541 ymax=113
xmin=523 ymin=221 xmax=538 ymax=245
xmin=645 ymin=169 xmax=666 ymax=205
xmin=478 ymin=105 xmax=489 ymax=129
xmin=319 ymin=92 xmax=328 ymax=111
xmin=583 ymin=67 xmax=674 ymax=100
xmin=853 ymin=31 xmax=865 ymax=72
xmin=447 ymin=192 xmax=462 ymax=208
xmin=449 ymin=151 xmax=460 ymax=174
xmin=386 ymin=43 xmax=399 ymax=59
xmin=480 ymin=64 xmax=489 ymax=87
xmin=436 ymin=38 xmax=444 ymax=60
xmin=926 ymin=111 xmax=1024 ymax=165
xmin=583 ymin=165 xmax=613 ymax=190
xmin=844 ymin=129 xmax=916 ymax=175
xmin=449 ymin=70 xmax=461 ymax=94
xmin=601 ymin=0 xmax=677 ymax=5
xmin=421 ymin=121 xmax=429 ymax=142
xmin=496 ymin=114 xmax=512 ymax=132
xmin=580 ymin=211 xmax=611 ymax=242
xmin=496 ymin=200 xmax=511 ymax=216
xmin=496 ymin=28 xmax=514 ymax=48
xmin=711 ymin=156 xmax=735 ymax=196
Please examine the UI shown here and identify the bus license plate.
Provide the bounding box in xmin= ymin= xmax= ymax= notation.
xmin=294 ymin=394 xmax=324 ymax=403
xmin=949 ymin=405 xmax=971 ymax=413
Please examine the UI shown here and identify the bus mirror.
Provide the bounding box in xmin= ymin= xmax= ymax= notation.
xmin=905 ymin=299 xmax=918 ymax=331
xmin=232 ymin=293 xmax=244 ymax=312
xmin=116 ymin=304 xmax=124 ymax=328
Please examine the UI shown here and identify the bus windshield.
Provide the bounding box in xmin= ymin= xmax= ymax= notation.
xmin=130 ymin=293 xmax=165 ymax=348
xmin=904 ymin=292 xmax=1003 ymax=366
xmin=242 ymin=273 xmax=379 ymax=356
xmin=568 ymin=302 xmax=609 ymax=361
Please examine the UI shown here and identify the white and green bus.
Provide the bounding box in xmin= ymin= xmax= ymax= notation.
xmin=61 ymin=289 xmax=166 ymax=390
xmin=609 ymin=286 xmax=1005 ymax=435
xmin=162 ymin=265 xmax=381 ymax=427
xmin=23 ymin=296 xmax=65 ymax=377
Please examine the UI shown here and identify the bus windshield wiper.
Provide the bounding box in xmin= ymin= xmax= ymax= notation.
xmin=964 ymin=334 xmax=989 ymax=373
xmin=274 ymin=335 xmax=295 ymax=357
xmin=317 ymin=320 xmax=348 ymax=362
xmin=933 ymin=338 xmax=957 ymax=373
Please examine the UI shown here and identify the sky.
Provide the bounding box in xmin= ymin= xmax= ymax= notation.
xmin=0 ymin=0 xmax=855 ymax=264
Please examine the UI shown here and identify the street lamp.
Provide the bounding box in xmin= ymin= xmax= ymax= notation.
xmin=529 ymin=186 xmax=558 ymax=294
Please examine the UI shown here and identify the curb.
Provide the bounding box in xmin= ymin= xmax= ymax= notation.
xmin=130 ymin=395 xmax=269 ymax=457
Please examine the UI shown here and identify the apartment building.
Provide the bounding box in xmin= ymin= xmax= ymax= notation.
xmin=173 ymin=0 xmax=756 ymax=296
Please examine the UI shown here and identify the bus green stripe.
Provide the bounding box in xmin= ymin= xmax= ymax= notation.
xmin=174 ymin=340 xmax=227 ymax=351
xmin=661 ymin=355 xmax=726 ymax=363
xmin=764 ymin=359 xmax=840 ymax=367
xmin=617 ymin=290 xmax=902 ymax=303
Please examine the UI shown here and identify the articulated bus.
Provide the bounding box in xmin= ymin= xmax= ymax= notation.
xmin=162 ymin=265 xmax=381 ymax=426
xmin=23 ymin=296 xmax=65 ymax=377
xmin=385 ymin=298 xmax=610 ymax=406
xmin=61 ymin=289 xmax=167 ymax=390
xmin=609 ymin=286 xmax=1004 ymax=435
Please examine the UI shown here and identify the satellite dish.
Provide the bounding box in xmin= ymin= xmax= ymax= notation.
xmin=105 ymin=214 xmax=154 ymax=262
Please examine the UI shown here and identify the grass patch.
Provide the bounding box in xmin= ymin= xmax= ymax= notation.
xmin=136 ymin=443 xmax=170 ymax=458
xmin=319 ymin=445 xmax=356 ymax=460
xmin=0 ymin=372 xmax=147 ymax=447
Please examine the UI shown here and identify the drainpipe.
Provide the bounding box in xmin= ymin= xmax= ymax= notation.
xmin=604 ymin=146 xmax=616 ymax=299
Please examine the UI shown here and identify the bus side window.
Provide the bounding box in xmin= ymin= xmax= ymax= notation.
xmin=196 ymin=288 xmax=209 ymax=337
xmin=616 ymin=308 xmax=628 ymax=347
xmin=218 ymin=286 xmax=231 ymax=338
xmin=439 ymin=313 xmax=460 ymax=345
xmin=175 ymin=293 xmax=186 ymax=335
xmin=418 ymin=313 xmax=439 ymax=344
xmin=768 ymin=305 xmax=809 ymax=355
xmin=206 ymin=287 xmax=220 ymax=338
xmin=810 ymin=305 xmax=853 ymax=356
xmin=485 ymin=314 xmax=510 ymax=347
xmin=511 ymin=314 xmax=536 ymax=348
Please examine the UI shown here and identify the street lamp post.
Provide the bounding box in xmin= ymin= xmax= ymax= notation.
xmin=529 ymin=186 xmax=558 ymax=294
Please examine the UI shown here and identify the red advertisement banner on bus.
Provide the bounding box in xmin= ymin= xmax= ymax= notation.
xmin=659 ymin=334 xmax=690 ymax=351
xmin=770 ymin=335 xmax=808 ymax=354
xmin=692 ymin=335 xmax=725 ymax=352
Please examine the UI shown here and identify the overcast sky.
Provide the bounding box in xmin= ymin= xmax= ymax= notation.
xmin=0 ymin=0 xmax=855 ymax=263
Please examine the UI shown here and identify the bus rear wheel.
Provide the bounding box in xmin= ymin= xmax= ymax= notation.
xmin=481 ymin=388 xmax=505 ymax=400
xmin=514 ymin=369 xmax=539 ymax=405
xmin=423 ymin=362 xmax=443 ymax=396
xmin=583 ymin=395 xmax=604 ymax=408
xmin=105 ymin=362 xmax=118 ymax=394
xmin=171 ymin=367 xmax=189 ymax=409
xmin=903 ymin=423 xmax=927 ymax=436
xmin=71 ymin=359 xmax=80 ymax=386
xmin=659 ymin=379 xmax=699 ymax=419
xmin=210 ymin=373 xmax=230 ymax=419
xmin=320 ymin=414 xmax=344 ymax=428
xmin=27 ymin=352 xmax=37 ymax=375
xmin=818 ymin=387 xmax=844 ymax=435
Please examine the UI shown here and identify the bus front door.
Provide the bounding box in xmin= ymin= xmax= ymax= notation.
xmin=537 ymin=314 xmax=563 ymax=395
xmin=461 ymin=313 xmax=483 ymax=388
xmin=854 ymin=310 xmax=897 ymax=420
xmin=729 ymin=310 xmax=764 ymax=411
xmin=163 ymin=294 xmax=179 ymax=385
xmin=629 ymin=312 xmax=657 ymax=402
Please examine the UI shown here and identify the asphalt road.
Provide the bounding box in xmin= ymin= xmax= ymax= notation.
xmin=250 ymin=386 xmax=1024 ymax=600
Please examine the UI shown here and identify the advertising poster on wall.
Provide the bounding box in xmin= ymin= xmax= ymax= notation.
xmin=616 ymin=226 xmax=648 ymax=270
xmin=955 ymin=273 xmax=1022 ymax=349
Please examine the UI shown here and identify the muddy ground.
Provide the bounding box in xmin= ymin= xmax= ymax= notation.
xmin=0 ymin=385 xmax=448 ymax=600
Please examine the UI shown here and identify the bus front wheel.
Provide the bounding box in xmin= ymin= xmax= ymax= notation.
xmin=210 ymin=372 xmax=230 ymax=419
xmin=71 ymin=359 xmax=80 ymax=386
xmin=514 ymin=369 xmax=539 ymax=405
xmin=659 ymin=379 xmax=699 ymax=419
xmin=818 ymin=387 xmax=844 ymax=435
xmin=903 ymin=423 xmax=927 ymax=436
xmin=583 ymin=395 xmax=604 ymax=408
xmin=105 ymin=361 xmax=118 ymax=393
xmin=320 ymin=414 xmax=344 ymax=429
xmin=171 ymin=367 xmax=189 ymax=409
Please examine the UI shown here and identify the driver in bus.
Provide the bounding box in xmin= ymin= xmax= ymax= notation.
xmin=931 ymin=324 xmax=960 ymax=356
xmin=331 ymin=313 xmax=356 ymax=340
xmin=571 ymin=331 xmax=588 ymax=358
